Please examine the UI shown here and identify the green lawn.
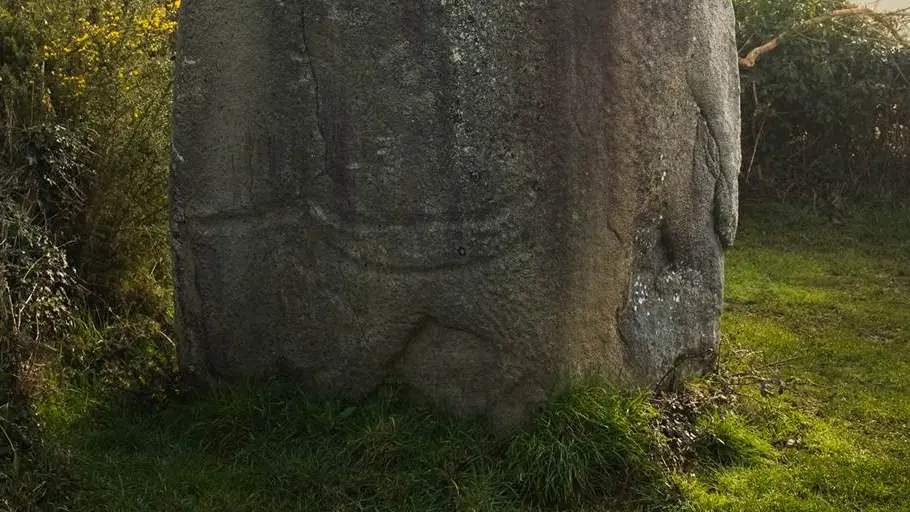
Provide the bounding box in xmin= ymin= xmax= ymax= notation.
xmin=680 ymin=204 xmax=910 ymax=511
xmin=13 ymin=204 xmax=910 ymax=511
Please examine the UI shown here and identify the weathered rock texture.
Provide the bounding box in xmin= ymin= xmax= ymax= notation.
xmin=171 ymin=0 xmax=740 ymax=428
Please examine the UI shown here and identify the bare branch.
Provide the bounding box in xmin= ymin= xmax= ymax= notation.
xmin=739 ymin=4 xmax=910 ymax=70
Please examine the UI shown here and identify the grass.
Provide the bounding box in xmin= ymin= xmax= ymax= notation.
xmin=4 ymin=202 xmax=910 ymax=511
xmin=27 ymin=381 xmax=673 ymax=512
xmin=678 ymin=203 xmax=910 ymax=511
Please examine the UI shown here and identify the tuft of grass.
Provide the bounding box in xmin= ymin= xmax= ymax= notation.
xmin=692 ymin=411 xmax=776 ymax=467
xmin=505 ymin=383 xmax=661 ymax=508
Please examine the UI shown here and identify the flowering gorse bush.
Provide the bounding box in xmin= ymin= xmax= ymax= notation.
xmin=2 ymin=4 xmax=180 ymax=506
xmin=37 ymin=1 xmax=178 ymax=118
xmin=1 ymin=0 xmax=179 ymax=313
xmin=1 ymin=0 xmax=178 ymax=409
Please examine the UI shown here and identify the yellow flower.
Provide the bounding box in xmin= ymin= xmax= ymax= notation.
xmin=41 ymin=89 xmax=53 ymax=112
xmin=62 ymin=75 xmax=87 ymax=96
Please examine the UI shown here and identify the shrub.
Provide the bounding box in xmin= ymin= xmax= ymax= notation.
xmin=2 ymin=0 xmax=177 ymax=316
xmin=735 ymin=0 xmax=910 ymax=205
xmin=1 ymin=2 xmax=178 ymax=507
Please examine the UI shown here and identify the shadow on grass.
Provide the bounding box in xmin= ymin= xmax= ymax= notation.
xmin=44 ymin=378 xmax=680 ymax=512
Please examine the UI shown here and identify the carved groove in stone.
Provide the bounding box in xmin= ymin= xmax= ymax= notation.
xmin=171 ymin=0 xmax=741 ymax=429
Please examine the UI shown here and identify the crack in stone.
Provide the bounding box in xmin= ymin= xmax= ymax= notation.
xmin=300 ymin=3 xmax=329 ymax=180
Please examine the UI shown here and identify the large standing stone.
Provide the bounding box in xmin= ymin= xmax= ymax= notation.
xmin=171 ymin=0 xmax=740 ymax=428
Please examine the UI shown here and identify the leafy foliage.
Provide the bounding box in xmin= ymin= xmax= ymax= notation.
xmin=1 ymin=2 xmax=178 ymax=508
xmin=1 ymin=0 xmax=177 ymax=315
xmin=736 ymin=0 xmax=910 ymax=204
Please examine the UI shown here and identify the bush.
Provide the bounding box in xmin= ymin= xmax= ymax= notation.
xmin=0 ymin=149 xmax=79 ymax=512
xmin=735 ymin=0 xmax=910 ymax=205
xmin=1 ymin=0 xmax=177 ymax=316
xmin=1 ymin=2 xmax=178 ymax=507
xmin=1 ymin=0 xmax=178 ymax=372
